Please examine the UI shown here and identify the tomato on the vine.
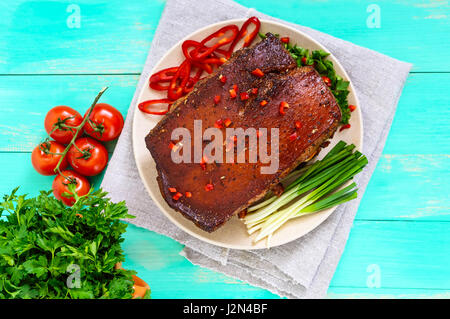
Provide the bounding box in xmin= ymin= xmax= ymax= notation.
xmin=31 ymin=140 xmax=68 ymax=175
xmin=67 ymin=137 xmax=108 ymax=176
xmin=52 ymin=170 xmax=90 ymax=206
xmin=44 ymin=106 xmax=83 ymax=144
xmin=84 ymin=103 xmax=124 ymax=142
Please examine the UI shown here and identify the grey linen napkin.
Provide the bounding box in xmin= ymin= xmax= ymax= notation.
xmin=101 ymin=0 xmax=412 ymax=298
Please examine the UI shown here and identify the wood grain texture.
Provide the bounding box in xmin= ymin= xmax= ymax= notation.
xmin=0 ymin=0 xmax=449 ymax=74
xmin=0 ymin=0 xmax=449 ymax=299
xmin=0 ymin=73 xmax=448 ymax=154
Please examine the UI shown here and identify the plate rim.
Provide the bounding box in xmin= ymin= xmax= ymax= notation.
xmin=132 ymin=18 xmax=364 ymax=250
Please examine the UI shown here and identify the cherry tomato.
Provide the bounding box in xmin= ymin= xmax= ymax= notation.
xmin=44 ymin=106 xmax=83 ymax=144
xmin=31 ymin=140 xmax=68 ymax=175
xmin=84 ymin=103 xmax=124 ymax=142
xmin=52 ymin=170 xmax=90 ymax=206
xmin=67 ymin=137 xmax=108 ymax=176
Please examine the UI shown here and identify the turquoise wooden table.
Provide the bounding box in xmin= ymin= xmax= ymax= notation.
xmin=1 ymin=0 xmax=449 ymax=298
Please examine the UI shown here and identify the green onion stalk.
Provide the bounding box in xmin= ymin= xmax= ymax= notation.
xmin=244 ymin=141 xmax=368 ymax=246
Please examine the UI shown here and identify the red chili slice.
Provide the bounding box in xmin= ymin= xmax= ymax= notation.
xmin=184 ymin=67 xmax=204 ymax=94
xmin=228 ymin=17 xmax=261 ymax=56
xmin=168 ymin=60 xmax=191 ymax=100
xmin=188 ymin=25 xmax=239 ymax=61
xmin=280 ymin=37 xmax=290 ymax=44
xmin=138 ymin=99 xmax=172 ymax=115
xmin=340 ymin=124 xmax=351 ymax=131
xmin=149 ymin=67 xmax=178 ymax=91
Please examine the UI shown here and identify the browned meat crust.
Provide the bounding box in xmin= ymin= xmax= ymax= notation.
xmin=145 ymin=34 xmax=341 ymax=232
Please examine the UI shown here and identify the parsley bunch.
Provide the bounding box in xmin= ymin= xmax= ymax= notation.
xmin=0 ymin=187 xmax=144 ymax=299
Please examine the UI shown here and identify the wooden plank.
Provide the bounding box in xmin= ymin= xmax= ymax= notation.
xmin=330 ymin=220 xmax=450 ymax=290
xmin=383 ymin=73 xmax=450 ymax=154
xmin=357 ymin=154 xmax=450 ymax=221
xmin=0 ymin=73 xmax=448 ymax=154
xmin=122 ymin=221 xmax=450 ymax=297
xmin=120 ymin=224 xmax=279 ymax=299
xmin=0 ymin=74 xmax=138 ymax=152
xmin=328 ymin=287 xmax=450 ymax=299
xmin=0 ymin=0 xmax=165 ymax=74
xmin=1 ymin=152 xmax=448 ymax=221
xmin=0 ymin=154 xmax=449 ymax=297
xmin=0 ymin=0 xmax=448 ymax=74
xmin=238 ymin=0 xmax=450 ymax=72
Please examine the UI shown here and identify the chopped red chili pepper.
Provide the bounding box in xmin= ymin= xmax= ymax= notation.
xmin=138 ymin=99 xmax=172 ymax=115
xmin=289 ymin=132 xmax=298 ymax=141
xmin=339 ymin=124 xmax=351 ymax=131
xmin=168 ymin=187 xmax=177 ymax=193
xmin=295 ymin=121 xmax=302 ymax=129
xmin=229 ymin=88 xmax=237 ymax=98
xmin=279 ymin=101 xmax=289 ymax=115
xmin=301 ymin=57 xmax=307 ymax=65
xmin=251 ymin=87 xmax=258 ymax=95
xmin=349 ymin=104 xmax=357 ymax=112
xmin=185 ymin=191 xmax=192 ymax=198
xmin=214 ymin=95 xmax=221 ymax=104
xmin=240 ymin=92 xmax=249 ymax=101
xmin=169 ymin=142 xmax=175 ymax=150
xmin=219 ymin=74 xmax=227 ymax=83
xmin=280 ymin=37 xmax=290 ymax=43
xmin=322 ymin=76 xmax=332 ymax=87
xmin=214 ymin=119 xmax=224 ymax=129
xmin=260 ymin=100 xmax=268 ymax=107
xmin=172 ymin=192 xmax=183 ymax=200
xmin=251 ymin=68 xmax=264 ymax=77
xmin=205 ymin=183 xmax=214 ymax=191
xmin=224 ymin=118 xmax=232 ymax=127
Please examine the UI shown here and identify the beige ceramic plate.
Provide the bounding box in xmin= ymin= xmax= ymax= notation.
xmin=132 ymin=19 xmax=363 ymax=250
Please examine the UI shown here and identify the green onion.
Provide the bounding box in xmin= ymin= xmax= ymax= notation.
xmin=244 ymin=141 xmax=367 ymax=245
